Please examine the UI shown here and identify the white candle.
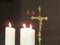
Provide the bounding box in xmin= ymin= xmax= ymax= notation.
xmin=20 ymin=24 xmax=35 ymax=45
xmin=5 ymin=22 xmax=15 ymax=45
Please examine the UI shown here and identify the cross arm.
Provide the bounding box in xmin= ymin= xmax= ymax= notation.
xmin=41 ymin=16 xmax=48 ymax=21
xmin=31 ymin=16 xmax=39 ymax=20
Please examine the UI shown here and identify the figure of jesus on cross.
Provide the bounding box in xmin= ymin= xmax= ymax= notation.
xmin=31 ymin=6 xmax=48 ymax=45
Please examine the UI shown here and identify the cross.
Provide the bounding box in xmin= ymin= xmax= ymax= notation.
xmin=31 ymin=6 xmax=48 ymax=45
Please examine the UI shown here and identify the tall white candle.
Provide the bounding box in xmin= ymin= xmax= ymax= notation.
xmin=20 ymin=24 xmax=35 ymax=45
xmin=5 ymin=22 xmax=15 ymax=45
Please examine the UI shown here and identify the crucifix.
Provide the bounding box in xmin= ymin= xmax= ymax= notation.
xmin=31 ymin=6 xmax=48 ymax=45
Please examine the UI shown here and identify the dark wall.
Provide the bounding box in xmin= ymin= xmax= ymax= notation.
xmin=0 ymin=0 xmax=60 ymax=45
xmin=0 ymin=0 xmax=13 ymax=2
xmin=0 ymin=0 xmax=21 ymax=45
xmin=21 ymin=0 xmax=60 ymax=45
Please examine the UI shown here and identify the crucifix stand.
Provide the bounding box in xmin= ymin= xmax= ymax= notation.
xmin=31 ymin=6 xmax=48 ymax=45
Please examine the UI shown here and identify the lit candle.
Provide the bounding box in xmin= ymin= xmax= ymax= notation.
xmin=20 ymin=24 xmax=35 ymax=45
xmin=5 ymin=22 xmax=15 ymax=45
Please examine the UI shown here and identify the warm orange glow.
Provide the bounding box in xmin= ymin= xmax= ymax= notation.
xmin=9 ymin=22 xmax=11 ymax=27
xmin=30 ymin=24 xmax=32 ymax=29
xmin=23 ymin=24 xmax=26 ymax=28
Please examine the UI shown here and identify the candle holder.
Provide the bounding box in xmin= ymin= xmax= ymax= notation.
xmin=31 ymin=6 xmax=48 ymax=45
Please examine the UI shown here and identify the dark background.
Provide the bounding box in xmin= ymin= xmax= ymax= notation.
xmin=0 ymin=0 xmax=60 ymax=45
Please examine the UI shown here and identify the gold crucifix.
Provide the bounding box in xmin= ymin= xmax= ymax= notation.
xmin=31 ymin=6 xmax=48 ymax=45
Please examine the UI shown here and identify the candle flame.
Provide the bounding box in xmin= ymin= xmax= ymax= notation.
xmin=9 ymin=22 xmax=11 ymax=27
xmin=32 ymin=11 xmax=35 ymax=15
xmin=23 ymin=24 xmax=26 ymax=28
xmin=27 ymin=10 xmax=29 ymax=14
xmin=30 ymin=24 xmax=32 ymax=29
